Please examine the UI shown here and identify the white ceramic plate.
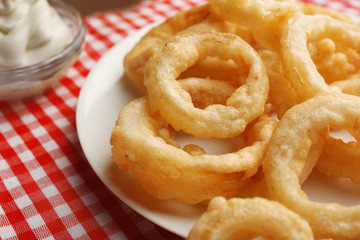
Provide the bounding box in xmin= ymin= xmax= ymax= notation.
xmin=76 ymin=23 xmax=360 ymax=238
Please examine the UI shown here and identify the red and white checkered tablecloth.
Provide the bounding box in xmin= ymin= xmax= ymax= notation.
xmin=1 ymin=0 xmax=360 ymax=239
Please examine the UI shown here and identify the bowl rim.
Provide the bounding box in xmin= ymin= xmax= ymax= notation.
xmin=0 ymin=0 xmax=86 ymax=76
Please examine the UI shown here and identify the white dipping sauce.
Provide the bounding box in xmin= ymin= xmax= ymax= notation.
xmin=0 ymin=0 xmax=72 ymax=68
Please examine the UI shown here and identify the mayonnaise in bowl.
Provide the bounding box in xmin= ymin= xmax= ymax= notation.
xmin=0 ymin=0 xmax=72 ymax=68
xmin=0 ymin=0 xmax=85 ymax=100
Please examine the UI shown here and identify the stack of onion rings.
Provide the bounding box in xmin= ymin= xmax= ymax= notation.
xmin=111 ymin=0 xmax=360 ymax=238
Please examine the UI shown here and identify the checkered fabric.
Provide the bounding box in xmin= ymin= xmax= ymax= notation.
xmin=1 ymin=0 xmax=359 ymax=239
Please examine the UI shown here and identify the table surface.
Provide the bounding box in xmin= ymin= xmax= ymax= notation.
xmin=1 ymin=0 xmax=360 ymax=239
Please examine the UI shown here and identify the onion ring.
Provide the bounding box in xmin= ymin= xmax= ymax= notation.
xmin=281 ymin=13 xmax=360 ymax=101
xmin=187 ymin=196 xmax=314 ymax=240
xmin=124 ymin=4 xmax=249 ymax=93
xmin=209 ymin=0 xmax=354 ymax=53
xmin=251 ymin=2 xmax=353 ymax=52
xmin=110 ymin=96 xmax=276 ymax=204
xmin=263 ymin=92 xmax=360 ymax=239
xmin=144 ymin=31 xmax=269 ymax=138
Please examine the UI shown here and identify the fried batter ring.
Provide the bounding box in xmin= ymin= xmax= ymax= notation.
xmin=281 ymin=13 xmax=360 ymax=101
xmin=187 ymin=196 xmax=314 ymax=240
xmin=124 ymin=4 xmax=247 ymax=93
xmin=263 ymin=92 xmax=360 ymax=239
xmin=144 ymin=31 xmax=269 ymax=138
xmin=110 ymin=96 xmax=276 ymax=204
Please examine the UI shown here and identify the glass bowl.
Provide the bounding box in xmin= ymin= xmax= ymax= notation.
xmin=0 ymin=0 xmax=86 ymax=100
